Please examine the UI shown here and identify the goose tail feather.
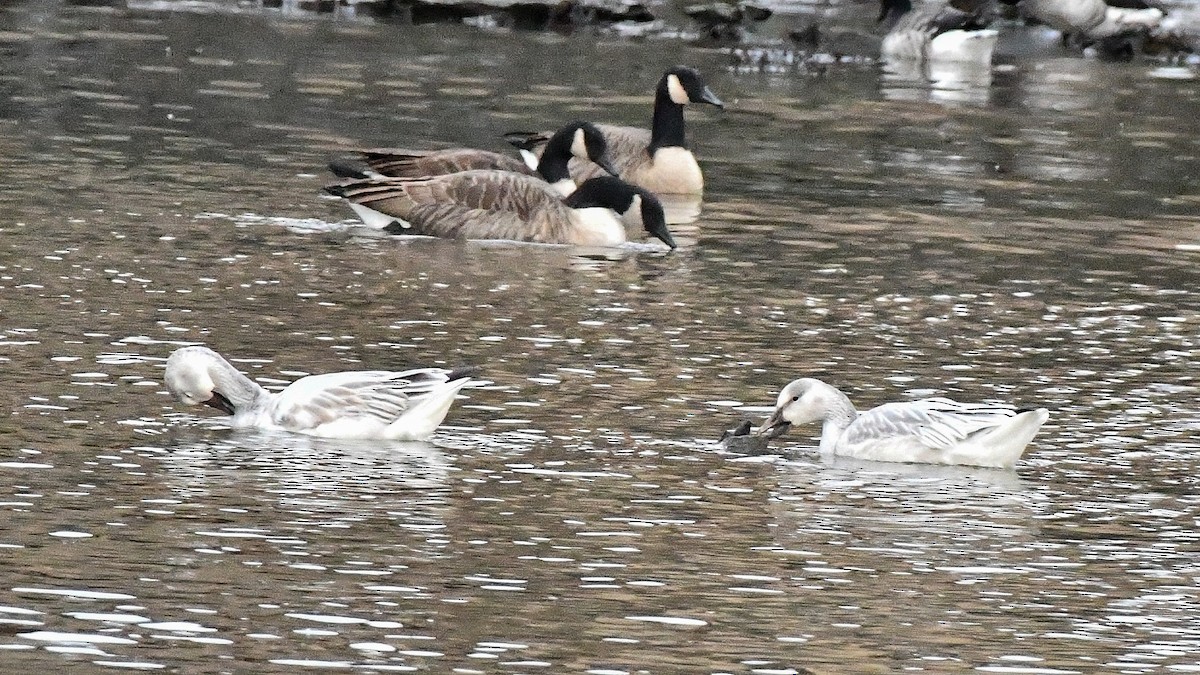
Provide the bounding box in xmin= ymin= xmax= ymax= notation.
xmin=387 ymin=377 xmax=474 ymax=441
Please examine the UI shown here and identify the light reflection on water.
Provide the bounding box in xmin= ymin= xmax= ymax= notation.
xmin=2 ymin=1 xmax=1200 ymax=672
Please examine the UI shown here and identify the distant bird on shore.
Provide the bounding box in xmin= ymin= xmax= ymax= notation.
xmin=684 ymin=1 xmax=772 ymax=42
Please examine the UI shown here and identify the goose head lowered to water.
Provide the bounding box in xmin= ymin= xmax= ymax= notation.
xmin=757 ymin=377 xmax=1049 ymax=468
xmin=164 ymin=346 xmax=478 ymax=441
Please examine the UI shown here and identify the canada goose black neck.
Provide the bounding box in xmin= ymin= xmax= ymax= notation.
xmin=649 ymin=79 xmax=688 ymax=155
xmin=538 ymin=126 xmax=579 ymax=183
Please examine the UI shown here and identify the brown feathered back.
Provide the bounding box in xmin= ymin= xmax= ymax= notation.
xmin=360 ymin=148 xmax=535 ymax=179
xmin=328 ymin=170 xmax=585 ymax=243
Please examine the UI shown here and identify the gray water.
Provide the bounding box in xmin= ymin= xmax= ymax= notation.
xmin=3 ymin=2 xmax=1200 ymax=673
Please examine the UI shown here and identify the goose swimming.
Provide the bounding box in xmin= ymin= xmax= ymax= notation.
xmin=757 ymin=377 xmax=1049 ymax=468
xmin=325 ymin=171 xmax=677 ymax=249
xmin=329 ymin=121 xmax=618 ymax=198
xmin=1012 ymin=0 xmax=1163 ymax=46
xmin=503 ymin=66 xmax=724 ymax=196
xmin=879 ymin=0 xmax=1000 ymax=65
xmin=164 ymin=346 xmax=476 ymax=440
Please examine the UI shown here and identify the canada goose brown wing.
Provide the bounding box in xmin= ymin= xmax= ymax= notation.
xmin=397 ymin=202 xmax=578 ymax=243
xmin=565 ymin=124 xmax=653 ymax=182
xmin=360 ymin=148 xmax=535 ymax=178
xmin=424 ymin=170 xmax=568 ymax=222
xmin=328 ymin=171 xmax=577 ymax=243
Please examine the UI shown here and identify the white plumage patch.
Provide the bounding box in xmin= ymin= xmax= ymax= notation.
xmin=569 ymin=208 xmax=627 ymax=246
xmin=349 ymin=203 xmax=405 ymax=230
xmin=571 ymin=128 xmax=588 ymax=159
xmin=928 ymin=29 xmax=999 ymax=64
xmin=622 ymin=194 xmax=644 ymax=229
xmin=548 ymin=178 xmax=576 ymax=197
xmin=666 ymin=74 xmax=689 ymax=105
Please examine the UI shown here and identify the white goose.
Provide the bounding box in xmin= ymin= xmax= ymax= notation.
xmin=164 ymin=346 xmax=475 ymax=440
xmin=757 ymin=378 xmax=1049 ymax=468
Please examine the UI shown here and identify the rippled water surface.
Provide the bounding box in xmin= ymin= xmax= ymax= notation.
xmin=3 ymin=2 xmax=1200 ymax=672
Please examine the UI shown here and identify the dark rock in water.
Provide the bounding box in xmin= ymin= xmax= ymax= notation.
xmin=718 ymin=419 xmax=754 ymax=441
xmin=716 ymin=419 xmax=779 ymax=453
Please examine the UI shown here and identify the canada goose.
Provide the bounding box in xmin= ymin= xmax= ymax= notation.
xmin=757 ymin=378 xmax=1049 ymax=468
xmin=164 ymin=346 xmax=476 ymax=440
xmin=325 ymin=171 xmax=677 ymax=249
xmin=879 ymin=0 xmax=1000 ymax=64
xmin=503 ymin=66 xmax=724 ymax=196
xmin=328 ymin=121 xmax=619 ymax=198
xmin=1008 ymin=0 xmax=1163 ymax=47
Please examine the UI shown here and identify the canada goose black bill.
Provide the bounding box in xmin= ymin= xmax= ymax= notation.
xmin=327 ymin=121 xmax=618 ymax=197
xmin=324 ymin=170 xmax=676 ymax=249
xmin=503 ymin=66 xmax=724 ymax=196
xmin=663 ymin=64 xmax=725 ymax=110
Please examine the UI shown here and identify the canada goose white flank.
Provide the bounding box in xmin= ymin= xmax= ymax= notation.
xmin=164 ymin=346 xmax=476 ymax=440
xmin=757 ymin=377 xmax=1049 ymax=468
xmin=325 ymin=171 xmax=677 ymax=249
xmin=504 ymin=66 xmax=724 ymax=196
xmin=879 ymin=0 xmax=1000 ymax=64
xmin=328 ymin=121 xmax=619 ymax=197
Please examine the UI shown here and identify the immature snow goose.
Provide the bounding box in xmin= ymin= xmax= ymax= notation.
xmin=757 ymin=378 xmax=1049 ymax=468
xmin=503 ymin=66 xmax=724 ymax=196
xmin=164 ymin=346 xmax=476 ymax=440
xmin=879 ymin=0 xmax=1000 ymax=65
xmin=328 ymin=121 xmax=618 ymax=198
xmin=325 ymin=171 xmax=677 ymax=249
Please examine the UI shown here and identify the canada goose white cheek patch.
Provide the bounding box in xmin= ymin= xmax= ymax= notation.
xmin=625 ymin=194 xmax=645 ymax=228
xmin=549 ymin=178 xmax=576 ymax=197
xmin=571 ymin=128 xmax=588 ymax=158
xmin=667 ymin=74 xmax=689 ymax=105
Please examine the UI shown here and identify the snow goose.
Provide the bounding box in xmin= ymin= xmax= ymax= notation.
xmin=879 ymin=0 xmax=1000 ymax=65
xmin=164 ymin=346 xmax=476 ymax=440
xmin=325 ymin=171 xmax=676 ymax=249
xmin=503 ymin=66 xmax=724 ymax=196
xmin=757 ymin=378 xmax=1049 ymax=468
xmin=328 ymin=121 xmax=619 ymax=198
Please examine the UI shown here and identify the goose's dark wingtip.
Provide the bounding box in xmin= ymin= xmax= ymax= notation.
xmin=501 ymin=131 xmax=544 ymax=151
xmin=328 ymin=158 xmax=372 ymax=179
xmin=323 ymin=181 xmax=353 ymax=198
xmin=446 ymin=365 xmax=484 ymax=382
